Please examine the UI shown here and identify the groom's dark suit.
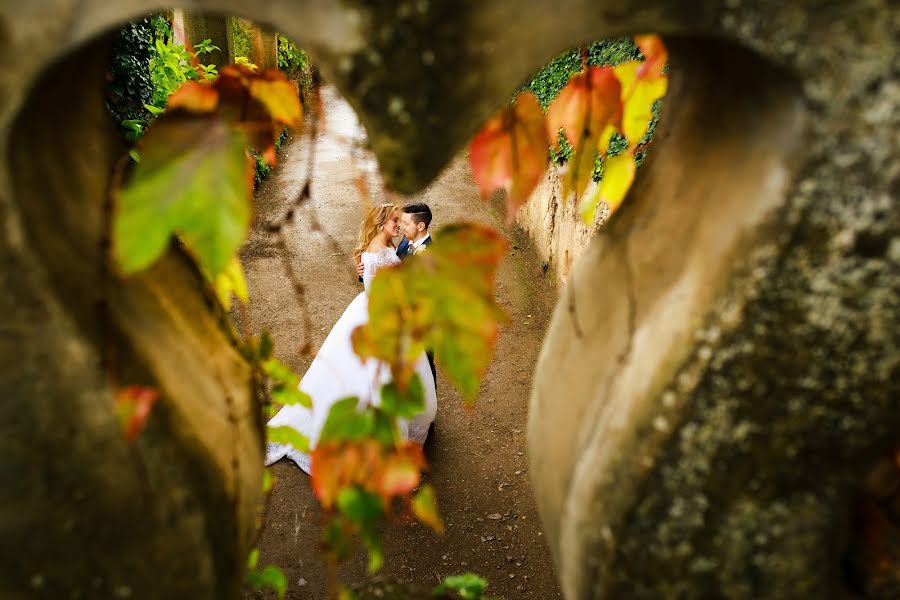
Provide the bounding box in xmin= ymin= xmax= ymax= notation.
xmin=396 ymin=234 xmax=432 ymax=258
xmin=397 ymin=235 xmax=436 ymax=384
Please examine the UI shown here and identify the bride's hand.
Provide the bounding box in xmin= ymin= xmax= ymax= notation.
xmin=355 ymin=260 xmax=365 ymax=278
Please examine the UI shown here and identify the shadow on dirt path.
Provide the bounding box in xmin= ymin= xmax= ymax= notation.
xmin=242 ymin=86 xmax=562 ymax=599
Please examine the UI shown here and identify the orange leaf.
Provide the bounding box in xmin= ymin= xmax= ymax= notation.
xmin=311 ymin=440 xmax=429 ymax=510
xmin=379 ymin=444 xmax=426 ymax=496
xmin=248 ymin=72 xmax=304 ymax=129
xmin=469 ymin=92 xmax=548 ymax=220
xmin=547 ymin=66 xmax=621 ymax=155
xmin=635 ymin=34 xmax=668 ymax=81
xmin=114 ymin=386 xmax=159 ymax=440
xmin=166 ymin=81 xmax=219 ymax=114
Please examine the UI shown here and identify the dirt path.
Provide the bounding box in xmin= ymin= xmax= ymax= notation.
xmin=242 ymin=86 xmax=561 ymax=599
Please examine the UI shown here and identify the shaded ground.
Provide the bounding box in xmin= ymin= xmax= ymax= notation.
xmin=241 ymin=86 xmax=561 ymax=599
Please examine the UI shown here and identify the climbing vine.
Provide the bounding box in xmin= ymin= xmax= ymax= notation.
xmin=471 ymin=35 xmax=668 ymax=223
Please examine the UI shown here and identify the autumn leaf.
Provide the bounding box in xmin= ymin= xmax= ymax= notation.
xmin=547 ymin=66 xmax=622 ymax=199
xmin=166 ymin=81 xmax=219 ymax=113
xmin=311 ymin=438 xmax=425 ymax=506
xmin=114 ymin=385 xmax=159 ymax=440
xmin=352 ymin=222 xmax=507 ymax=401
xmin=114 ymin=66 xmax=302 ymax=278
xmin=114 ymin=114 xmax=252 ymax=276
xmin=635 ymin=34 xmax=668 ymax=81
xmin=412 ymin=484 xmax=444 ymax=534
xmin=546 ymin=66 xmax=621 ymax=154
xmin=583 ymin=151 xmax=637 ymax=219
xmin=248 ymin=74 xmax=304 ymax=128
xmin=379 ymin=444 xmax=426 ymax=496
xmin=470 ymin=92 xmax=548 ymax=221
xmin=213 ymin=256 xmax=249 ymax=309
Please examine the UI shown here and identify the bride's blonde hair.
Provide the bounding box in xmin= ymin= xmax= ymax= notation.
xmin=353 ymin=203 xmax=397 ymax=261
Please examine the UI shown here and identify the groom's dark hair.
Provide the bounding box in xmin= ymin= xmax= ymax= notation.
xmin=403 ymin=203 xmax=432 ymax=229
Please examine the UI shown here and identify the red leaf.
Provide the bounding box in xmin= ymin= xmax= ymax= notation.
xmin=547 ymin=66 xmax=621 ymax=155
xmin=114 ymin=386 xmax=159 ymax=440
xmin=311 ymin=440 xmax=429 ymax=509
xmin=469 ymin=92 xmax=548 ymax=221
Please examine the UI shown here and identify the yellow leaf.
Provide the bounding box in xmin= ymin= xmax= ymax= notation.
xmin=249 ymin=77 xmax=303 ymax=129
xmin=613 ymin=61 xmax=640 ymax=99
xmin=598 ymin=152 xmax=636 ymax=214
xmin=213 ymin=256 xmax=248 ymax=309
xmin=411 ymin=484 xmax=444 ymax=534
xmin=621 ymin=77 xmax=667 ymax=144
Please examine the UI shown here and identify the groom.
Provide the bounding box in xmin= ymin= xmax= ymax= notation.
xmin=396 ymin=203 xmax=432 ymax=258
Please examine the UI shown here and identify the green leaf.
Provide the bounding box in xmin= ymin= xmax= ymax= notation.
xmin=321 ymin=518 xmax=354 ymax=564
xmin=246 ymin=548 xmax=259 ymax=569
xmin=258 ymin=331 xmax=275 ymax=360
xmin=267 ymin=425 xmax=309 ymax=452
xmin=262 ymin=468 xmax=276 ymax=494
xmin=412 ymin=484 xmax=444 ymax=534
xmin=337 ymin=487 xmax=384 ymax=525
xmin=128 ymin=149 xmax=140 ymax=163
xmin=144 ymin=103 xmax=165 ymax=115
xmin=380 ymin=374 xmax=425 ymax=419
xmin=245 ymin=565 xmax=287 ymax=599
xmin=353 ymin=222 xmax=507 ymax=402
xmin=319 ymin=397 xmax=376 ymax=443
xmin=114 ymin=113 xmax=252 ymax=276
xmin=213 ymin=256 xmax=248 ymax=309
xmin=371 ymin=410 xmax=398 ymax=446
xmin=263 ymin=358 xmax=311 ymax=408
xmin=436 ymin=573 xmax=489 ymax=600
xmin=362 ymin=525 xmax=384 ymax=573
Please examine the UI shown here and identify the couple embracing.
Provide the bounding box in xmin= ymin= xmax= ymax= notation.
xmin=266 ymin=203 xmax=436 ymax=474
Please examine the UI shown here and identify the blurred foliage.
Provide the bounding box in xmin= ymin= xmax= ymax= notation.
xmin=230 ymin=17 xmax=253 ymax=60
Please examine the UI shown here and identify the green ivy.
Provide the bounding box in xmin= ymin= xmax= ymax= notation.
xmin=106 ymin=18 xmax=154 ymax=138
xmin=523 ymin=37 xmax=640 ymax=109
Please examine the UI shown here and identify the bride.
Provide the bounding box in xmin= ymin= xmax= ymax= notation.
xmin=265 ymin=203 xmax=437 ymax=473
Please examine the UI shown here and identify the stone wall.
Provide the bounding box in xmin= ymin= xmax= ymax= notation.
xmin=516 ymin=165 xmax=609 ymax=285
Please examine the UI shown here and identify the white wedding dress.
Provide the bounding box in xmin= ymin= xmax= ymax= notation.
xmin=265 ymin=247 xmax=437 ymax=473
